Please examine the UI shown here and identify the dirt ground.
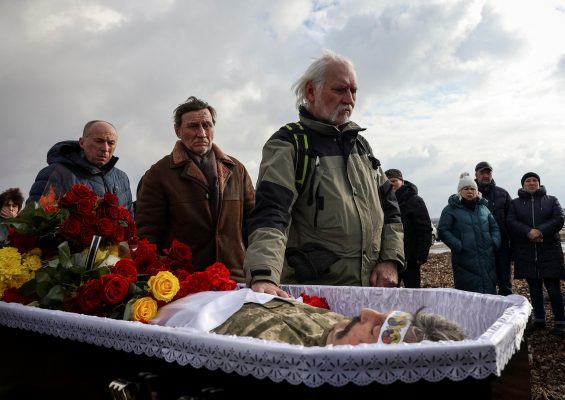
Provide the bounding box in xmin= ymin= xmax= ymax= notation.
xmin=422 ymin=252 xmax=565 ymax=400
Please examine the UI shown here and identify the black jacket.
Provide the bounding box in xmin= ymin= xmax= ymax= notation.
xmin=507 ymin=186 xmax=565 ymax=279
xmin=476 ymin=179 xmax=512 ymax=243
xmin=395 ymin=181 xmax=432 ymax=264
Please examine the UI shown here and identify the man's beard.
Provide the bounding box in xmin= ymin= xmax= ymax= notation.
xmin=329 ymin=105 xmax=353 ymax=125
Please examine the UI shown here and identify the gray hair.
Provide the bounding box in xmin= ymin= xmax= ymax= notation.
xmin=291 ymin=50 xmax=355 ymax=110
xmin=411 ymin=307 xmax=466 ymax=342
xmin=82 ymin=120 xmax=116 ymax=138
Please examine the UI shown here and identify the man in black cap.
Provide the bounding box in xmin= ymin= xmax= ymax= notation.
xmin=474 ymin=161 xmax=513 ymax=295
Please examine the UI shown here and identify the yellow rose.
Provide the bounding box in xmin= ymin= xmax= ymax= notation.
xmin=131 ymin=297 xmax=158 ymax=322
xmin=148 ymin=270 xmax=180 ymax=302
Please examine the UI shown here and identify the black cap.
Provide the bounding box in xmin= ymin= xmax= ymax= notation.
xmin=475 ymin=161 xmax=493 ymax=172
xmin=521 ymin=172 xmax=540 ymax=186
xmin=385 ymin=169 xmax=403 ymax=180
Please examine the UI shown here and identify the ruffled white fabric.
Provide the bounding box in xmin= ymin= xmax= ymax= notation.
xmin=0 ymin=286 xmax=531 ymax=387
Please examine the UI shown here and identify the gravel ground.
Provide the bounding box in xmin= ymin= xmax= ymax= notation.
xmin=422 ymin=252 xmax=565 ymax=400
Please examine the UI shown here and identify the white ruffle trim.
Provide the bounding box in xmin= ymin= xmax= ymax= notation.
xmin=0 ymin=286 xmax=531 ymax=387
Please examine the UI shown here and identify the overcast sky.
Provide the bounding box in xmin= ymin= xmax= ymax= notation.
xmin=2 ymin=0 xmax=565 ymax=218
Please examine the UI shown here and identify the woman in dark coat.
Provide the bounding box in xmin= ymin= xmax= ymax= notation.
xmin=438 ymin=172 xmax=501 ymax=294
xmin=507 ymin=172 xmax=565 ymax=336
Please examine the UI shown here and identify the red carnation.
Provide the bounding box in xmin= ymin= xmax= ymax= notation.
xmin=300 ymin=292 xmax=330 ymax=310
xmin=186 ymin=272 xmax=212 ymax=294
xmin=205 ymin=262 xmax=231 ymax=288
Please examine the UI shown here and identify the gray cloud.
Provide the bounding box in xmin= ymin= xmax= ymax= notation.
xmin=2 ymin=0 xmax=565 ymax=219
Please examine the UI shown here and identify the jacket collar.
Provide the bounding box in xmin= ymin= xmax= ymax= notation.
xmin=170 ymin=141 xmax=234 ymax=167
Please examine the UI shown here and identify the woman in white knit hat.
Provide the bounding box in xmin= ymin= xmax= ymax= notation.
xmin=437 ymin=172 xmax=501 ymax=294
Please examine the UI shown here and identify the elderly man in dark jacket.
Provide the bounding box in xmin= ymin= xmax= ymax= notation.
xmin=475 ymin=161 xmax=513 ymax=295
xmin=385 ymin=169 xmax=432 ymax=288
xmin=507 ymin=172 xmax=565 ymax=336
xmin=27 ymin=120 xmax=133 ymax=214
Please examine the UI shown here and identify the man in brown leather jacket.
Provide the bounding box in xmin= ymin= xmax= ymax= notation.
xmin=135 ymin=97 xmax=255 ymax=283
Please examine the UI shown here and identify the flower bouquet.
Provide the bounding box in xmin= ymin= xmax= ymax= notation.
xmin=0 ymin=184 xmax=236 ymax=323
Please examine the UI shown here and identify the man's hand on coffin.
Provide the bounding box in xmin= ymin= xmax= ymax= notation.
xmin=370 ymin=261 xmax=398 ymax=287
xmin=251 ymin=281 xmax=292 ymax=298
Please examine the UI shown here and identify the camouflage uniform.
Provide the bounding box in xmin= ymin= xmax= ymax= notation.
xmin=212 ymin=299 xmax=345 ymax=347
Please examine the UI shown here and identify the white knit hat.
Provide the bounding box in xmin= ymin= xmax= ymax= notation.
xmin=457 ymin=172 xmax=477 ymax=192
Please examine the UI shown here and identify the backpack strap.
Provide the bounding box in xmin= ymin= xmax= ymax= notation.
xmin=283 ymin=122 xmax=312 ymax=194
xmin=356 ymin=135 xmax=381 ymax=170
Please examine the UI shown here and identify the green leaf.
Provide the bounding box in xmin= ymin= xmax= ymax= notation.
xmin=57 ymin=242 xmax=73 ymax=268
xmin=35 ymin=269 xmax=53 ymax=283
xmin=122 ymin=298 xmax=138 ymax=321
xmin=36 ymin=281 xmax=55 ymax=298
xmin=19 ymin=279 xmax=38 ymax=296
xmin=40 ymin=284 xmax=66 ymax=309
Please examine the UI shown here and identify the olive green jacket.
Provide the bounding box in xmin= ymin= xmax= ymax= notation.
xmin=244 ymin=109 xmax=404 ymax=286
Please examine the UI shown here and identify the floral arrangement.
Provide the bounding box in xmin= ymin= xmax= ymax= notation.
xmin=0 ymin=184 xmax=236 ymax=323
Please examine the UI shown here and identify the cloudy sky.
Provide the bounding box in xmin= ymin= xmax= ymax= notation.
xmin=2 ymin=0 xmax=565 ymax=218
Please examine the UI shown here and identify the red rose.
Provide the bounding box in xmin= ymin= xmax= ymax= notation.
xmin=112 ymin=259 xmax=138 ymax=283
xmin=96 ymin=217 xmax=115 ymax=237
xmin=58 ymin=191 xmax=79 ymax=210
xmin=118 ymin=206 xmax=131 ymax=220
xmin=165 ymin=240 xmax=192 ymax=262
xmin=76 ymin=197 xmax=96 ymax=215
xmin=112 ymin=223 xmax=125 ymax=243
xmin=80 ymin=226 xmax=96 ymax=247
xmin=59 ymin=217 xmax=82 ymax=239
xmin=102 ymin=192 xmax=118 ymax=207
xmin=100 ymin=273 xmax=130 ymax=304
xmin=103 ymin=205 xmax=121 ymax=221
xmin=132 ymin=239 xmax=158 ymax=273
xmin=76 ymin=279 xmax=105 ymax=312
xmin=1 ymin=287 xmax=38 ymax=305
xmin=7 ymin=229 xmax=38 ymax=253
xmin=80 ymin=213 xmax=97 ymax=227
xmin=72 ymin=184 xmax=97 ymax=200
xmin=146 ymin=258 xmax=171 ymax=276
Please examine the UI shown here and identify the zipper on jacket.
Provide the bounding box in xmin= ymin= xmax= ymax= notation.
xmin=530 ymin=194 xmax=540 ymax=277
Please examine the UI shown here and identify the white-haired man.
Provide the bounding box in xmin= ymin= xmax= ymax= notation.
xmin=244 ymin=50 xmax=405 ymax=298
